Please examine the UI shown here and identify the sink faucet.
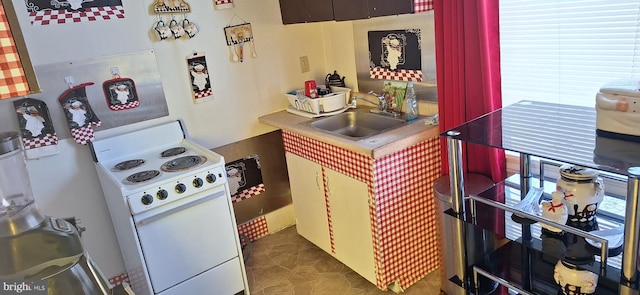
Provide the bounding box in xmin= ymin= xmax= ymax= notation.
xmin=350 ymin=91 xmax=399 ymax=117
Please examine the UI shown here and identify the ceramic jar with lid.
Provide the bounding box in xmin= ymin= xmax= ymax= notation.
xmin=554 ymin=260 xmax=598 ymax=295
xmin=556 ymin=165 xmax=604 ymax=223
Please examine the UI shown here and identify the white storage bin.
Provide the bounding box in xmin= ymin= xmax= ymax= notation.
xmin=286 ymin=88 xmax=350 ymax=114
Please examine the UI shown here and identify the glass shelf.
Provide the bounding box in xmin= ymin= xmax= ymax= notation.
xmin=438 ymin=99 xmax=640 ymax=294
xmin=440 ymin=100 xmax=640 ymax=177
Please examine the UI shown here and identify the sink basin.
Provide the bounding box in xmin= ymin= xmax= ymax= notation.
xmin=304 ymin=111 xmax=406 ymax=139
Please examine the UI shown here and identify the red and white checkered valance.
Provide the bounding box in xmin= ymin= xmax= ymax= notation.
xmin=0 ymin=2 xmax=30 ymax=100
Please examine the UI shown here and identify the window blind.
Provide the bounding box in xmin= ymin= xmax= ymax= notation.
xmin=499 ymin=0 xmax=640 ymax=107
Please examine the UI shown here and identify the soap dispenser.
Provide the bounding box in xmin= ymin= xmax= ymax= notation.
xmin=404 ymin=82 xmax=418 ymax=121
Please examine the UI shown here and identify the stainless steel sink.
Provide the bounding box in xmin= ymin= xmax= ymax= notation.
xmin=304 ymin=111 xmax=406 ymax=140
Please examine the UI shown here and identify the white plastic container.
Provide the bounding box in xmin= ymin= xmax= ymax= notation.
xmin=286 ymin=89 xmax=348 ymax=114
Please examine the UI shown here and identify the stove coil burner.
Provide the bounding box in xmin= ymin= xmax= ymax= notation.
xmin=113 ymin=159 xmax=146 ymax=171
xmin=161 ymin=156 xmax=207 ymax=172
xmin=161 ymin=147 xmax=187 ymax=158
xmin=126 ymin=170 xmax=161 ymax=184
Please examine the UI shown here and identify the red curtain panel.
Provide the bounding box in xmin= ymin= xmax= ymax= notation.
xmin=433 ymin=0 xmax=506 ymax=183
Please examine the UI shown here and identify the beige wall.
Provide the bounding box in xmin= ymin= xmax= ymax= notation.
xmin=2 ymin=0 xmax=434 ymax=278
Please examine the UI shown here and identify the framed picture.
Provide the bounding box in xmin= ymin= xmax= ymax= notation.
xmin=224 ymin=23 xmax=253 ymax=45
xmin=368 ymin=29 xmax=423 ymax=82
xmin=187 ymin=52 xmax=213 ymax=103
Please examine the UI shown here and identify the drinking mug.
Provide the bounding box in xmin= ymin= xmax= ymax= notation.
xmin=155 ymin=20 xmax=171 ymax=40
xmin=305 ymin=80 xmax=318 ymax=98
xmin=170 ymin=19 xmax=186 ymax=39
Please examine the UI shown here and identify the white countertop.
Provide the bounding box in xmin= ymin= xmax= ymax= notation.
xmin=259 ymin=106 xmax=440 ymax=159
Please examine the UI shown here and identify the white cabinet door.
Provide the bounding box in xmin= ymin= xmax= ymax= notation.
xmin=325 ymin=167 xmax=376 ymax=284
xmin=285 ymin=152 xmax=331 ymax=252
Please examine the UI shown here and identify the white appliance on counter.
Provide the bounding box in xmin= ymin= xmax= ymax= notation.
xmin=89 ymin=121 xmax=249 ymax=295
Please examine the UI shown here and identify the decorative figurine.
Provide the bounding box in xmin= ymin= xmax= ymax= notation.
xmin=554 ymin=260 xmax=598 ymax=295
xmin=541 ymin=191 xmax=569 ymax=234
xmin=556 ymin=165 xmax=604 ymax=222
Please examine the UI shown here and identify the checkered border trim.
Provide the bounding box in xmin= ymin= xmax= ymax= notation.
xmin=231 ymin=183 xmax=265 ymax=204
xmin=370 ymin=67 xmax=423 ymax=82
xmin=109 ymin=100 xmax=139 ymax=111
xmin=194 ymin=88 xmax=213 ymax=100
xmin=414 ymin=0 xmax=434 ymax=13
xmin=0 ymin=3 xmax=30 ymax=99
xmin=282 ymin=131 xmax=372 ymax=182
xmin=71 ymin=123 xmax=100 ymax=145
xmin=109 ymin=273 xmax=130 ymax=287
xmin=282 ymin=131 xmax=441 ymax=290
xmin=321 ymin=167 xmax=336 ymax=254
xmin=237 ymin=216 xmax=269 ymax=241
xmin=29 ymin=6 xmax=125 ymax=26
xmin=22 ymin=133 xmax=58 ymax=149
xmin=215 ymin=0 xmax=233 ymax=5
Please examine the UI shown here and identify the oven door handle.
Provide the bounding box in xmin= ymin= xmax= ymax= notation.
xmin=135 ymin=190 xmax=226 ymax=226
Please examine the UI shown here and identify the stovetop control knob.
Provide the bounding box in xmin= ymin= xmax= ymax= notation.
xmin=141 ymin=194 xmax=154 ymax=205
xmin=206 ymin=173 xmax=216 ymax=183
xmin=157 ymin=189 xmax=168 ymax=200
xmin=175 ymin=183 xmax=187 ymax=194
xmin=193 ymin=177 xmax=204 ymax=188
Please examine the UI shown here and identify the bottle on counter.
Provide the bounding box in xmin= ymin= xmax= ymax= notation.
xmin=404 ymin=82 xmax=418 ymax=121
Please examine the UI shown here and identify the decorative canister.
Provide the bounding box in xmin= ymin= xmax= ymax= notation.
xmin=554 ymin=260 xmax=598 ymax=295
xmin=556 ymin=165 xmax=604 ymax=222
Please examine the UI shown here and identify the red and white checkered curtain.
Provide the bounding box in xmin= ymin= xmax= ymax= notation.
xmin=0 ymin=2 xmax=30 ymax=99
xmin=414 ymin=0 xmax=434 ymax=13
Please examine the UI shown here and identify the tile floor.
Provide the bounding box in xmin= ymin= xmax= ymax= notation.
xmin=243 ymin=225 xmax=443 ymax=295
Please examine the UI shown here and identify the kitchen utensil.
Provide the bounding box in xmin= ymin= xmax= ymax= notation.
xmin=103 ymin=76 xmax=140 ymax=111
xmin=0 ymin=131 xmax=124 ymax=295
xmin=170 ymin=19 xmax=186 ymax=39
xmin=325 ymin=70 xmax=345 ymax=87
xmin=155 ymin=19 xmax=171 ymax=40
xmin=183 ymin=18 xmax=198 ymax=38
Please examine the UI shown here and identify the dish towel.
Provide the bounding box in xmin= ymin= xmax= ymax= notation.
xmin=214 ymin=0 xmax=233 ymax=10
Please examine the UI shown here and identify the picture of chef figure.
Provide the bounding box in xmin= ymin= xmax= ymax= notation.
xmin=14 ymin=98 xmax=55 ymax=139
xmin=190 ymin=64 xmax=209 ymax=92
xmin=186 ymin=53 xmax=214 ymax=103
xmin=382 ymin=35 xmax=405 ymax=70
xmin=368 ymin=29 xmax=423 ymax=82
xmin=103 ymin=78 xmax=140 ymax=111
xmin=224 ymin=155 xmax=264 ymax=203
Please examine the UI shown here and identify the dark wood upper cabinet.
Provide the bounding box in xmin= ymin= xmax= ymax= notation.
xmin=368 ymin=0 xmax=414 ymax=17
xmin=280 ymin=0 xmax=414 ymax=24
xmin=279 ymin=0 xmax=334 ymax=24
xmin=306 ymin=0 xmax=335 ymax=22
xmin=332 ymin=0 xmax=368 ymax=21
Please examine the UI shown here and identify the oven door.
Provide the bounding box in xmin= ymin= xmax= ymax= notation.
xmin=133 ymin=185 xmax=239 ymax=293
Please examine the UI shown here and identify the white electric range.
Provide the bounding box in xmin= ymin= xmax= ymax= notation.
xmin=90 ymin=121 xmax=249 ymax=295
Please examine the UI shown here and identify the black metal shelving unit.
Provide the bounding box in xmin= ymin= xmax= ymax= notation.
xmin=440 ymin=101 xmax=640 ymax=295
